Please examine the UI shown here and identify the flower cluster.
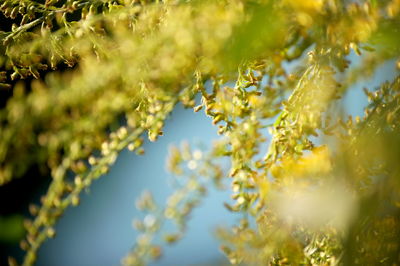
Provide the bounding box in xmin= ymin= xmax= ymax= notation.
xmin=1 ymin=0 xmax=400 ymax=265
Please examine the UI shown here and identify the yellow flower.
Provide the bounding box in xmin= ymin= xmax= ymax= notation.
xmin=270 ymin=145 xmax=331 ymax=182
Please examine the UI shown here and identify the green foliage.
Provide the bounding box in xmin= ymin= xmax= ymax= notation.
xmin=1 ymin=0 xmax=400 ymax=265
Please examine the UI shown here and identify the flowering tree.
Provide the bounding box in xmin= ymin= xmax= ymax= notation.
xmin=1 ymin=0 xmax=400 ymax=265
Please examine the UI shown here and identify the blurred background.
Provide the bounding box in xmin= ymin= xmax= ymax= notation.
xmin=36 ymin=103 xmax=237 ymax=266
xmin=0 ymin=51 xmax=397 ymax=266
xmin=1 ymin=102 xmax=239 ymax=266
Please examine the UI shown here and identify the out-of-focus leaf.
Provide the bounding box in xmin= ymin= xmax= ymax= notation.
xmin=222 ymin=2 xmax=287 ymax=69
xmin=0 ymin=215 xmax=25 ymax=244
xmin=370 ymin=18 xmax=400 ymax=56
